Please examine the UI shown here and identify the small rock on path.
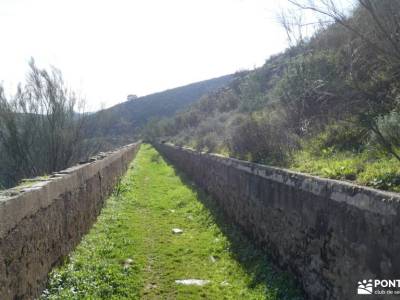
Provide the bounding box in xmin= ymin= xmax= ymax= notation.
xmin=175 ymin=279 xmax=210 ymax=286
xmin=172 ymin=228 xmax=183 ymax=234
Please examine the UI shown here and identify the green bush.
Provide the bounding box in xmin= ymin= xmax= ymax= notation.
xmin=272 ymin=51 xmax=349 ymax=135
xmin=372 ymin=111 xmax=400 ymax=150
xmin=229 ymin=111 xmax=298 ymax=165
xmin=302 ymin=122 xmax=368 ymax=156
xmin=195 ymin=131 xmax=219 ymax=153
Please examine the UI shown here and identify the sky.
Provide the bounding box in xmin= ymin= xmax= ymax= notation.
xmin=0 ymin=0 xmax=291 ymax=111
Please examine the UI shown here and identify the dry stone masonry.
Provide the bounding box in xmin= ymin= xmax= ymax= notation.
xmin=155 ymin=142 xmax=400 ymax=300
xmin=0 ymin=142 xmax=140 ymax=300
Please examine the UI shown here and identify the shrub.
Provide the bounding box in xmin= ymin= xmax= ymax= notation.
xmin=273 ymin=51 xmax=349 ymax=135
xmin=0 ymin=59 xmax=94 ymax=188
xmin=195 ymin=132 xmax=219 ymax=153
xmin=228 ymin=111 xmax=299 ymax=165
xmin=372 ymin=111 xmax=400 ymax=150
xmin=303 ymin=121 xmax=368 ymax=156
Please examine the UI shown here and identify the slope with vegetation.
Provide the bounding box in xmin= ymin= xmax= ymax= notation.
xmin=144 ymin=0 xmax=400 ymax=192
xmin=41 ymin=145 xmax=302 ymax=299
xmin=0 ymin=66 xmax=233 ymax=189
xmin=85 ymin=74 xmax=235 ymax=149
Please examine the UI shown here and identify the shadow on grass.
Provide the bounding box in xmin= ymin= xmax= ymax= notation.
xmin=156 ymin=150 xmax=304 ymax=300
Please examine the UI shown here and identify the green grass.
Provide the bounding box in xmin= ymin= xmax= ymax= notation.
xmin=41 ymin=144 xmax=302 ymax=300
xmin=291 ymin=149 xmax=400 ymax=192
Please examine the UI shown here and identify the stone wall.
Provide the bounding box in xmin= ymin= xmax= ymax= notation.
xmin=155 ymin=143 xmax=400 ymax=300
xmin=0 ymin=142 xmax=140 ymax=300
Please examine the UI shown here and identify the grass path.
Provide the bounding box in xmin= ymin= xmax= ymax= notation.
xmin=41 ymin=144 xmax=302 ymax=299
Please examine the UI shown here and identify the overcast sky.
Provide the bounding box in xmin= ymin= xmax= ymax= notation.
xmin=0 ymin=0 xmax=291 ymax=111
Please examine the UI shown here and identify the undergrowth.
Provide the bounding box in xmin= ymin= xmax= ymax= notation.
xmin=291 ymin=149 xmax=400 ymax=193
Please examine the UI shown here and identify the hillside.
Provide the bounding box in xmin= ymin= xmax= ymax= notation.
xmin=0 ymin=69 xmax=233 ymax=189
xmin=144 ymin=0 xmax=400 ymax=192
xmin=85 ymin=74 xmax=235 ymax=147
